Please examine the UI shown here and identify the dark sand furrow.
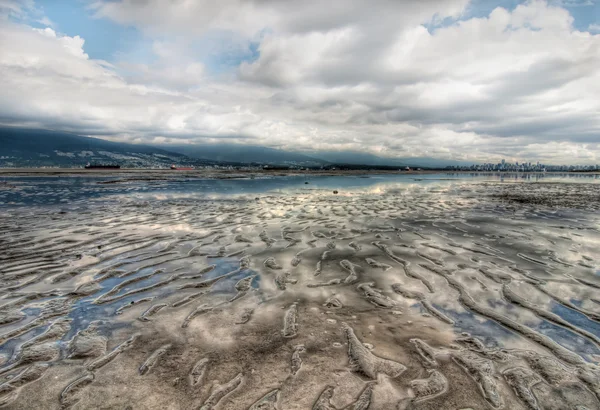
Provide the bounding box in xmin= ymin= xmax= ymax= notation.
xmin=179 ymin=268 xmax=243 ymax=290
xmin=340 ymin=260 xmax=360 ymax=284
xmin=410 ymin=338 xmax=438 ymax=367
xmin=94 ymin=236 xmax=167 ymax=257
xmin=182 ymin=304 xmax=212 ymax=328
xmin=517 ymin=253 xmax=549 ymax=266
xmin=139 ymin=344 xmax=171 ymax=375
xmin=393 ymin=285 xmax=455 ymax=325
xmin=1 ymin=234 xmax=119 ymax=263
xmin=356 ymin=282 xmax=396 ymax=308
xmin=365 ymin=258 xmax=392 ymax=271
xmin=404 ymin=265 xmax=435 ymax=293
xmin=197 ymin=372 xmax=243 ymax=410
xmin=86 ymin=334 xmax=138 ymax=371
xmin=0 ymin=256 xmax=56 ymax=272
xmin=0 ymin=318 xmax=47 ymax=346
xmin=478 ymin=267 xmax=513 ymax=284
xmin=1 ymin=274 xmax=44 ymax=293
xmin=0 ymin=261 xmax=65 ymax=275
xmin=190 ymin=357 xmax=210 ymax=387
xmin=274 ymin=272 xmax=296 ymax=291
xmin=423 ymin=264 xmax=585 ymax=366
xmin=282 ymin=303 xmax=299 ymax=338
xmin=138 ymin=303 xmax=167 ymax=321
xmin=344 ymin=383 xmax=375 ymax=410
xmin=115 ymin=297 xmax=155 ymax=315
xmin=95 ymin=269 xmax=168 ymax=303
xmin=249 ymin=389 xmax=280 ymax=410
xmin=312 ymin=386 xmax=335 ymax=410
xmin=172 ymin=292 xmax=206 ymax=307
xmin=179 ymin=264 xmax=217 ymax=280
xmin=343 ymin=322 xmax=406 ymax=378
xmin=372 ymin=241 xmax=410 ymax=266
xmin=535 ymin=284 xmax=600 ymax=322
xmin=59 ymin=373 xmax=94 ymax=409
xmin=452 ymin=350 xmax=503 ymax=408
xmin=115 ymin=254 xmax=189 ymax=278
xmin=291 ymin=344 xmax=306 ymax=375
xmin=503 ymin=367 xmax=542 ymax=410
xmin=410 ymin=369 xmax=448 ymax=402
xmin=421 ymin=242 xmax=457 ymax=255
xmin=93 ymin=275 xmax=180 ymax=305
xmin=67 ymin=321 xmax=107 ymax=359
xmin=94 ymin=250 xmax=178 ymax=278
xmin=502 ymin=284 xmax=600 ymax=347
xmin=0 ymin=363 xmax=48 ymax=406
xmin=574 ymin=277 xmax=600 ymax=290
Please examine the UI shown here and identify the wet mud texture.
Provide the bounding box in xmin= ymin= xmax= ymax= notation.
xmin=0 ymin=180 xmax=600 ymax=409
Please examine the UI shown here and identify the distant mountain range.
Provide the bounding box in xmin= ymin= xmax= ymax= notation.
xmin=166 ymin=144 xmax=324 ymax=167
xmin=0 ymin=128 xmax=205 ymax=168
xmin=166 ymin=144 xmax=472 ymax=168
xmin=305 ymin=151 xmax=472 ymax=168
xmin=0 ymin=127 xmax=472 ymax=168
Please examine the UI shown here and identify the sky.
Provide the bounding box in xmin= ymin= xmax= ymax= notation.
xmin=0 ymin=0 xmax=599 ymax=164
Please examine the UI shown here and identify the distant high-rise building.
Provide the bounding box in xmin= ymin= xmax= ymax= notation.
xmin=501 ymin=159 xmax=505 ymax=165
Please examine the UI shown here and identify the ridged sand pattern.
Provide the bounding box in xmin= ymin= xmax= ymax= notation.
xmin=0 ymin=175 xmax=599 ymax=408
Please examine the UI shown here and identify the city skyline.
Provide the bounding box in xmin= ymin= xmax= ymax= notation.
xmin=450 ymin=158 xmax=600 ymax=171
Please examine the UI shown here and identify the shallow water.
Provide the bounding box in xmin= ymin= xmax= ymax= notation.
xmin=0 ymin=173 xmax=599 ymax=409
xmin=1 ymin=172 xmax=598 ymax=207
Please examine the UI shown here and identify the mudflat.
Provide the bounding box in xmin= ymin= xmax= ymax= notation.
xmin=0 ymin=173 xmax=599 ymax=409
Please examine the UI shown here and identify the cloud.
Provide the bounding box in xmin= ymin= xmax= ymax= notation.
xmin=36 ymin=15 xmax=52 ymax=27
xmin=91 ymin=0 xmax=470 ymax=37
xmin=0 ymin=0 xmax=599 ymax=164
xmin=0 ymin=0 xmax=34 ymax=20
xmin=32 ymin=27 xmax=88 ymax=58
xmin=549 ymin=0 xmax=594 ymax=6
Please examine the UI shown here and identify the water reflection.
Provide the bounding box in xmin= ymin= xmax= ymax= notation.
xmin=0 ymin=173 xmax=599 ymax=408
xmin=1 ymin=172 xmax=598 ymax=207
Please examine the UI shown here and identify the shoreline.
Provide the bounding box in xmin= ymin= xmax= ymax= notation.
xmin=0 ymin=168 xmax=598 ymax=178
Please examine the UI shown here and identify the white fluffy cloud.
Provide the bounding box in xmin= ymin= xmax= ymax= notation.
xmin=91 ymin=0 xmax=469 ymax=37
xmin=1 ymin=0 xmax=599 ymax=164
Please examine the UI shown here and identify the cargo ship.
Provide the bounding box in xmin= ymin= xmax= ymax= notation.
xmin=170 ymin=165 xmax=194 ymax=170
xmin=85 ymin=163 xmax=121 ymax=169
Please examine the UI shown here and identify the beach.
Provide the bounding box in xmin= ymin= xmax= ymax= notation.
xmin=0 ymin=173 xmax=599 ymax=409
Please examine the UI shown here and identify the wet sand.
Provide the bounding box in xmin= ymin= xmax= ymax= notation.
xmin=0 ymin=177 xmax=599 ymax=409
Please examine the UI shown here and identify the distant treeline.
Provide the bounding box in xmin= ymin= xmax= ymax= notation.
xmin=262 ymin=163 xmax=442 ymax=171
xmin=322 ymin=164 xmax=412 ymax=170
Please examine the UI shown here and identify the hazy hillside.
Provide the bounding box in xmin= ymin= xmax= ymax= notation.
xmin=0 ymin=127 xmax=469 ymax=169
xmin=0 ymin=128 xmax=200 ymax=168
xmin=165 ymin=144 xmax=326 ymax=167
xmin=166 ymin=144 xmax=468 ymax=168
xmin=308 ymin=151 xmax=473 ymax=168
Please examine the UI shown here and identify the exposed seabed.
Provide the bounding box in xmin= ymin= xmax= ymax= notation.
xmin=0 ymin=176 xmax=599 ymax=409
